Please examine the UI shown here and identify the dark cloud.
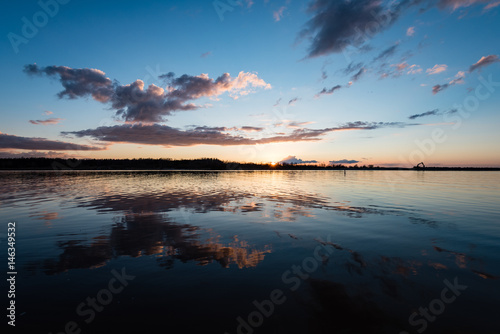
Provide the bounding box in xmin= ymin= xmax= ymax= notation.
xmin=161 ymin=71 xmax=270 ymax=101
xmin=329 ymin=159 xmax=360 ymax=164
xmin=192 ymin=125 xmax=263 ymax=132
xmin=29 ymin=118 xmax=64 ymax=125
xmin=351 ymin=67 xmax=366 ymax=82
xmin=372 ymin=44 xmax=399 ymax=62
xmin=240 ymin=126 xmax=264 ymax=132
xmin=0 ymin=150 xmax=78 ymax=159
xmin=24 ymin=64 xmax=270 ymax=123
xmin=342 ymin=62 xmax=364 ymax=75
xmin=432 ymin=83 xmax=448 ymax=94
xmin=111 ymin=80 xmax=197 ymax=123
xmin=288 ymin=97 xmax=300 ymax=105
xmin=24 ymin=64 xmax=114 ymax=102
xmin=432 ymin=71 xmax=465 ymax=94
xmin=329 ymin=121 xmax=411 ymax=131
xmin=298 ymin=0 xmax=413 ymax=58
xmin=192 ymin=126 xmax=228 ymax=132
xmin=469 ymin=55 xmax=499 ymax=72
xmin=62 ymin=122 xmax=414 ymax=148
xmin=279 ymin=156 xmax=318 ymax=164
xmin=298 ymin=0 xmax=493 ymax=60
xmin=62 ymin=124 xmax=326 ymax=147
xmin=408 ymin=108 xmax=458 ymax=119
xmin=408 ymin=109 xmax=440 ymax=119
xmin=315 ymin=85 xmax=342 ymax=98
xmin=0 ymin=132 xmax=106 ymax=151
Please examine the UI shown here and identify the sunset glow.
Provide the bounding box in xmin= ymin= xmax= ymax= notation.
xmin=1 ymin=1 xmax=499 ymax=167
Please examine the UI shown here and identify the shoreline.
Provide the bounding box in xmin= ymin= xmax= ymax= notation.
xmin=1 ymin=158 xmax=499 ymax=171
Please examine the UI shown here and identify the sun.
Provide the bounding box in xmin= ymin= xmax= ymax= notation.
xmin=270 ymin=162 xmax=277 ymax=166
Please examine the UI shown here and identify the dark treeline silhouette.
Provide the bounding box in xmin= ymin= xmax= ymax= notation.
xmin=0 ymin=158 xmax=498 ymax=171
xmin=0 ymin=157 xmax=376 ymax=170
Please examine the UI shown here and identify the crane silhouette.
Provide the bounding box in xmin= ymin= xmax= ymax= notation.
xmin=414 ymin=162 xmax=426 ymax=169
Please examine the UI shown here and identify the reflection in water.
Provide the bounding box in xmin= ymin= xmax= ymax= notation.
xmin=29 ymin=211 xmax=61 ymax=226
xmin=32 ymin=212 xmax=271 ymax=275
xmin=1 ymin=171 xmax=499 ymax=333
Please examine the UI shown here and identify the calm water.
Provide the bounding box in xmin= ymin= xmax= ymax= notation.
xmin=1 ymin=170 xmax=499 ymax=334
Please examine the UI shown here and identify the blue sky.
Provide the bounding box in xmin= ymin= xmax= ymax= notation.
xmin=1 ymin=0 xmax=499 ymax=166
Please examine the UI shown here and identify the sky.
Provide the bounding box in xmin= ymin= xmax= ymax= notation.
xmin=1 ymin=0 xmax=499 ymax=167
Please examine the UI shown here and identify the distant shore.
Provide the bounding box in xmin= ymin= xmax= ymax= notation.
xmin=0 ymin=158 xmax=499 ymax=171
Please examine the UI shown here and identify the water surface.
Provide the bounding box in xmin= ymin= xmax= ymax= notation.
xmin=1 ymin=170 xmax=499 ymax=333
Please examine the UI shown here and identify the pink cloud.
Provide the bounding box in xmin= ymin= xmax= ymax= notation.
xmin=438 ymin=0 xmax=492 ymax=11
xmin=407 ymin=64 xmax=423 ymax=75
xmin=273 ymin=6 xmax=286 ymax=21
xmin=406 ymin=26 xmax=415 ymax=36
xmin=483 ymin=0 xmax=500 ymax=10
xmin=426 ymin=64 xmax=448 ymax=75
xmin=469 ymin=55 xmax=500 ymax=72
xmin=29 ymin=118 xmax=64 ymax=125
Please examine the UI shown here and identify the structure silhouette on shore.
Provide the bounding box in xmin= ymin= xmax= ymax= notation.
xmin=414 ymin=162 xmax=426 ymax=170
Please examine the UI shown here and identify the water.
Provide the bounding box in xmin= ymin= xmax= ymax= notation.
xmin=1 ymin=170 xmax=499 ymax=333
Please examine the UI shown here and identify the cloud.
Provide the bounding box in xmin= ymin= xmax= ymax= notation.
xmin=483 ymin=1 xmax=500 ymax=10
xmin=406 ymin=26 xmax=415 ymax=36
xmin=0 ymin=150 xmax=79 ymax=159
xmin=24 ymin=64 xmax=114 ymax=102
xmin=432 ymin=71 xmax=465 ymax=94
xmin=201 ymin=51 xmax=212 ymax=58
xmin=437 ymin=0 xmax=493 ymax=10
xmin=191 ymin=125 xmax=263 ymax=132
xmin=279 ymin=156 xmax=317 ymax=164
xmin=373 ymin=44 xmax=399 ymax=62
xmin=407 ymin=64 xmax=423 ymax=74
xmin=62 ymin=122 xmax=415 ymax=148
xmin=273 ymin=6 xmax=286 ymax=21
xmin=286 ymin=121 xmax=315 ymax=129
xmin=350 ymin=67 xmax=366 ymax=82
xmin=298 ymin=0 xmax=412 ymax=58
xmin=315 ymin=85 xmax=342 ymax=98
xmin=432 ymin=83 xmax=448 ymax=94
xmin=44 ymin=110 xmax=53 ymax=115
xmin=29 ymin=118 xmax=64 ymax=125
xmin=469 ymin=55 xmax=500 ymax=72
xmin=0 ymin=132 xmax=106 ymax=151
xmin=25 ymin=64 xmax=271 ymax=123
xmin=426 ymin=64 xmax=448 ymax=75
xmin=381 ymin=62 xmax=421 ymax=78
xmin=63 ymin=124 xmax=326 ymax=147
xmin=329 ymin=159 xmax=360 ymax=164
xmin=408 ymin=108 xmax=458 ymax=119
xmin=288 ymin=97 xmax=300 ymax=105
xmin=240 ymin=126 xmax=264 ymax=132
xmin=408 ymin=109 xmax=440 ymax=119
xmin=325 ymin=121 xmax=412 ymax=131
xmin=298 ymin=0 xmax=493 ymax=59
xmin=342 ymin=62 xmax=364 ymax=75
xmin=161 ymin=71 xmax=271 ymax=100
